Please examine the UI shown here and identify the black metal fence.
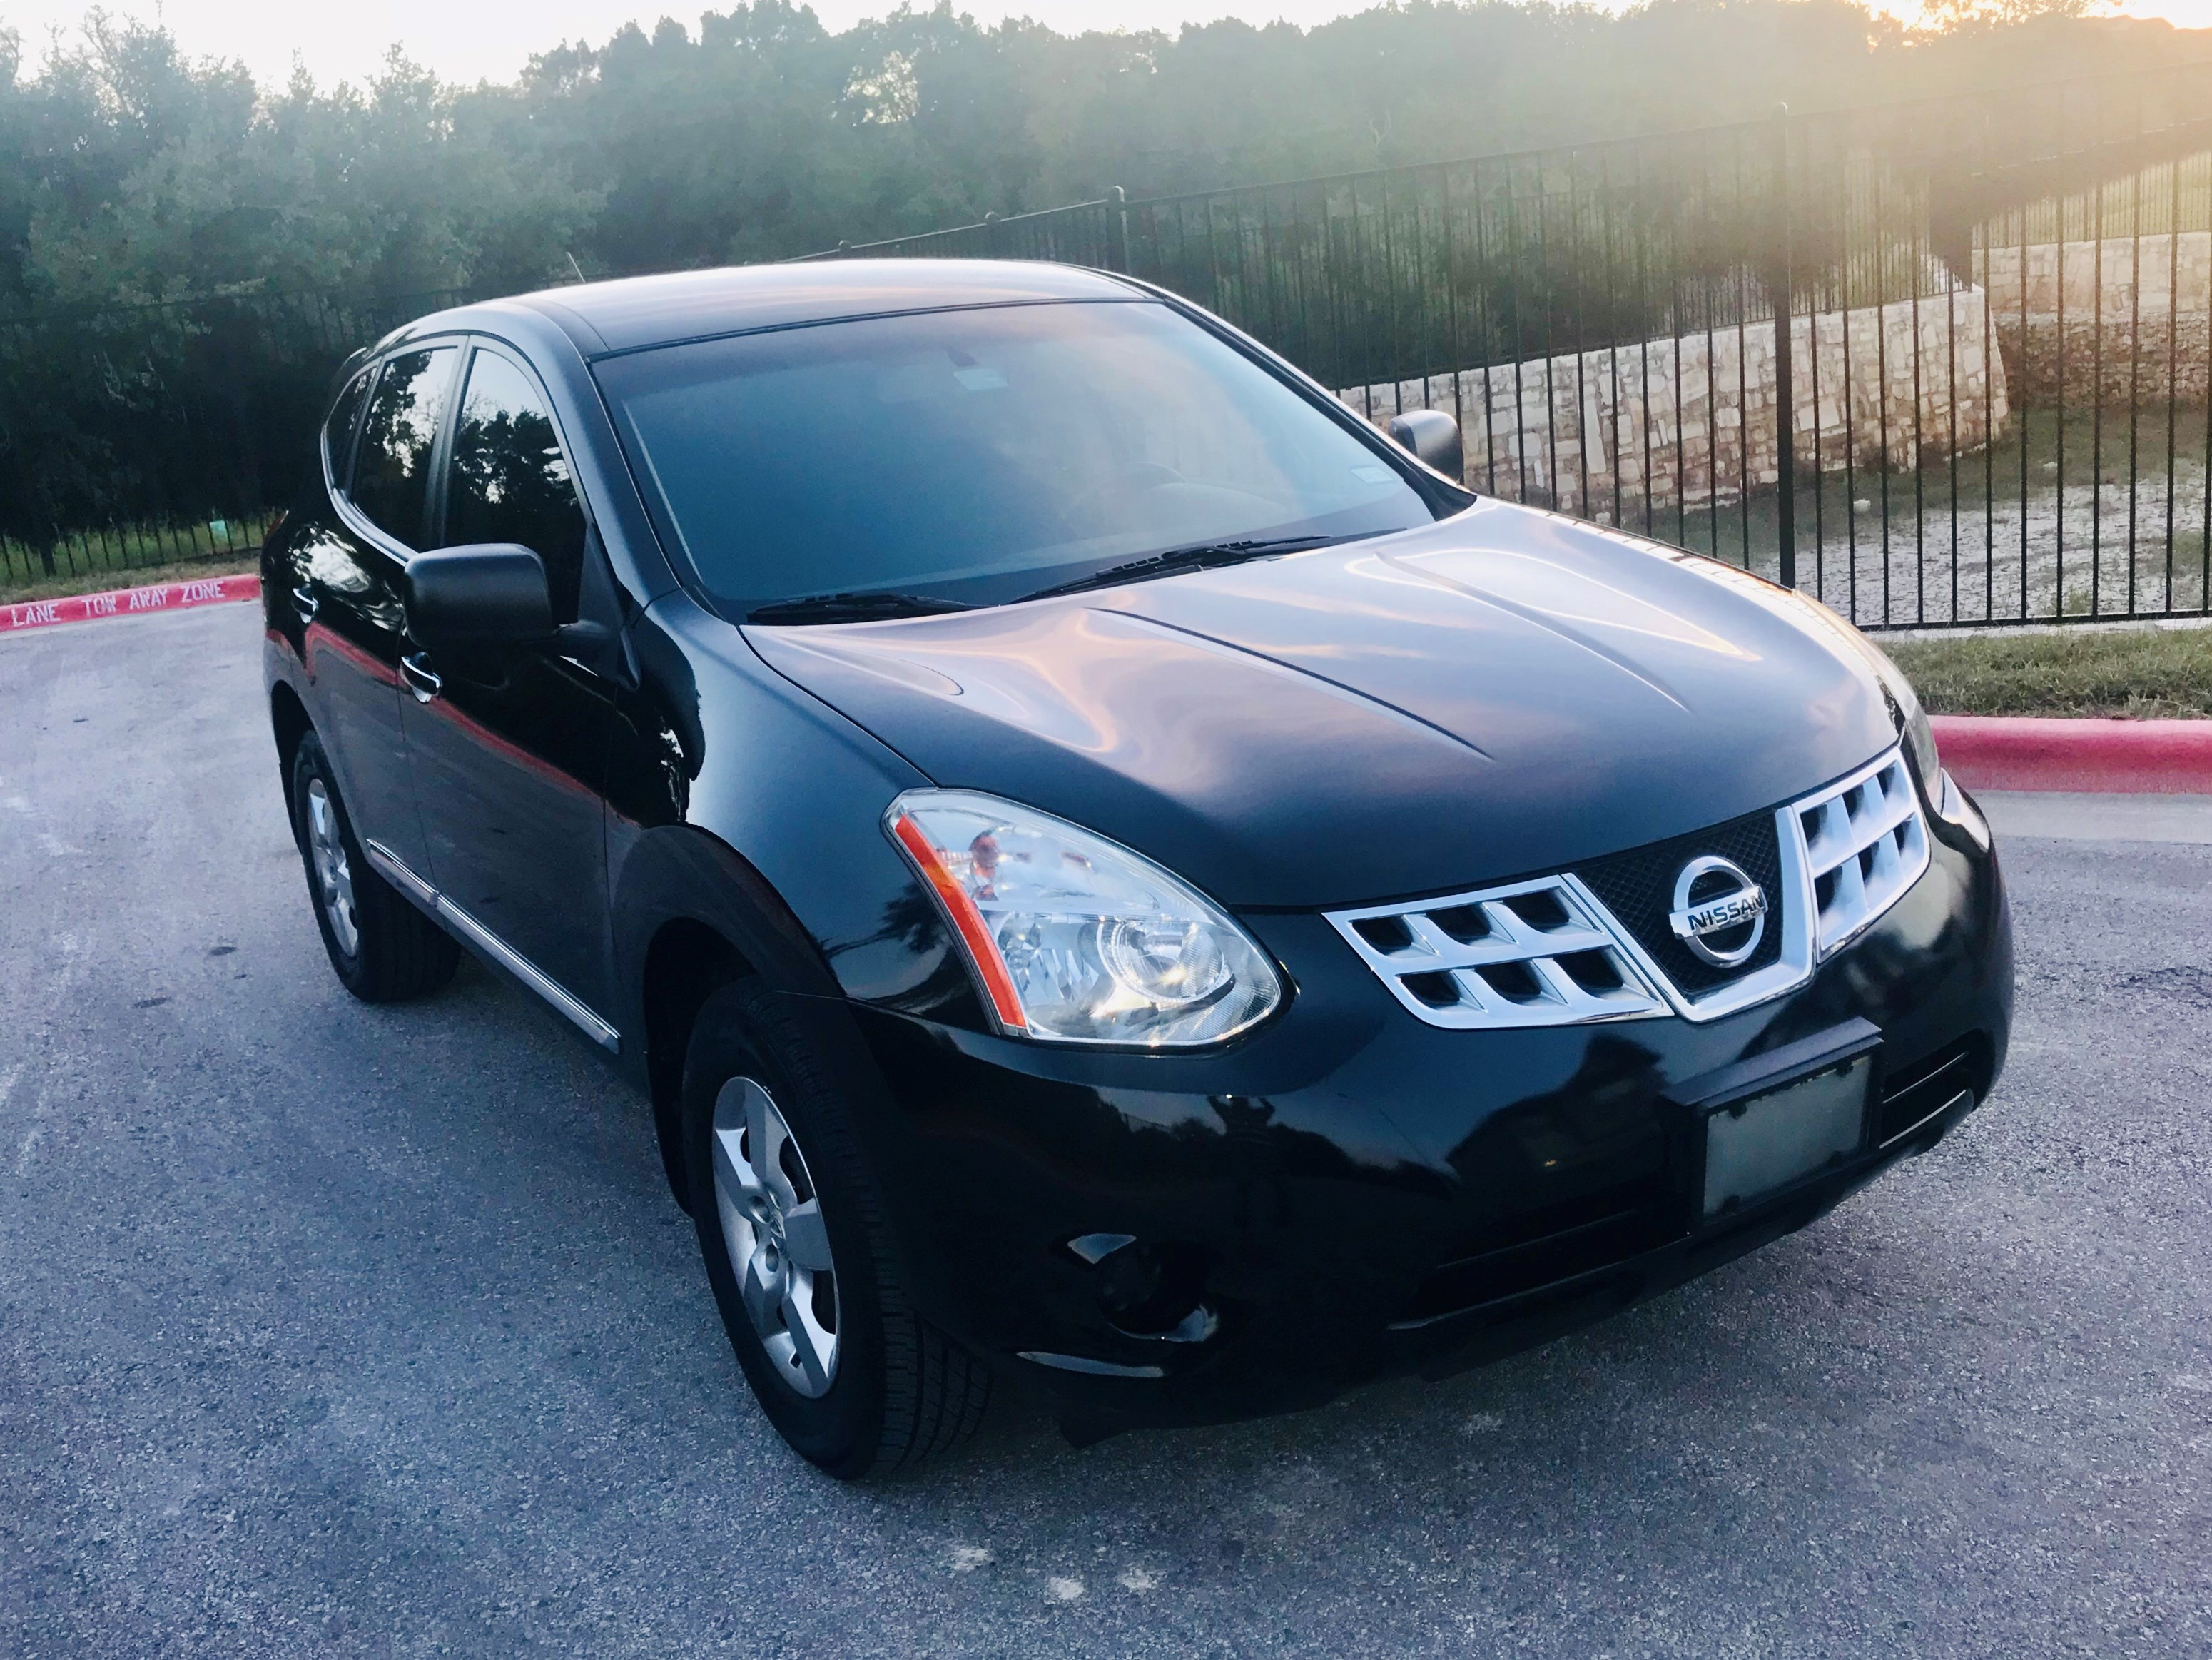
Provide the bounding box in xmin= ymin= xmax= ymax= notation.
xmin=814 ymin=64 xmax=2212 ymax=631
xmin=0 ymin=285 xmax=477 ymax=589
xmin=11 ymin=65 xmax=2212 ymax=630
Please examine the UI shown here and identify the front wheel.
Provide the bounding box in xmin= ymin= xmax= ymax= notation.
xmin=681 ymin=980 xmax=990 ymax=1477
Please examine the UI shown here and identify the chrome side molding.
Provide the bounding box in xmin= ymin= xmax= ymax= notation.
xmin=363 ymin=839 xmax=619 ymax=1053
xmin=365 ymin=838 xmax=437 ymax=904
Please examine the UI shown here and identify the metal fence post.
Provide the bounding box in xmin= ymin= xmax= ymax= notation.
xmin=1112 ymin=186 xmax=1131 ymax=274
xmin=1772 ymin=103 xmax=1798 ymax=589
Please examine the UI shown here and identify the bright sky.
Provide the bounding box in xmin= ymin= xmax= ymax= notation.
xmin=0 ymin=0 xmax=1381 ymax=88
xmin=2 ymin=0 xmax=2208 ymax=89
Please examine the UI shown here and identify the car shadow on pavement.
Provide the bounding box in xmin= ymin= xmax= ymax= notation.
xmin=405 ymin=945 xmax=1997 ymax=1622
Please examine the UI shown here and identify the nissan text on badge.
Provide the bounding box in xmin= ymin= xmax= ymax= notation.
xmin=262 ymin=260 xmax=2013 ymax=1477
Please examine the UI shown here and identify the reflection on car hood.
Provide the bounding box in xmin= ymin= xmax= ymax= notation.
xmin=744 ymin=499 xmax=1900 ymax=908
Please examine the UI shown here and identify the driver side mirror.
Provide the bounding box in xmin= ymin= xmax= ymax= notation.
xmin=1387 ymin=409 xmax=1465 ymax=483
xmin=404 ymin=544 xmax=554 ymax=655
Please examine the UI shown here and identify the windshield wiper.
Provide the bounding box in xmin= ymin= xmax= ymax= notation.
xmin=746 ymin=590 xmax=974 ymax=625
xmin=1020 ymin=534 xmax=1342 ymax=602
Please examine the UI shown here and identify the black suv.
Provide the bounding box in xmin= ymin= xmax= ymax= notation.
xmin=264 ymin=260 xmax=2012 ymax=1477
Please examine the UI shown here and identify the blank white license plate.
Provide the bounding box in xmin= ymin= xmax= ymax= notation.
xmin=1703 ymin=1055 xmax=1872 ymax=1220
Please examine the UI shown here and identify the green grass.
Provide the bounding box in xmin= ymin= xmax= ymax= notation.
xmin=0 ymin=555 xmax=258 ymax=607
xmin=1884 ymin=624 xmax=2212 ymax=719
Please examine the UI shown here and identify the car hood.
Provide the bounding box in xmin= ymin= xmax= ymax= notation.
xmin=744 ymin=500 xmax=1901 ymax=909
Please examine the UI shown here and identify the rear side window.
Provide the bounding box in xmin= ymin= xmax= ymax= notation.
xmin=350 ymin=345 xmax=458 ymax=547
xmin=445 ymin=350 xmax=588 ymax=622
xmin=322 ymin=368 xmax=371 ymax=483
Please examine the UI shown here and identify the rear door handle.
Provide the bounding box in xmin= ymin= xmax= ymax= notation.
xmin=400 ymin=652 xmax=443 ymax=704
xmin=291 ymin=583 xmax=319 ymax=622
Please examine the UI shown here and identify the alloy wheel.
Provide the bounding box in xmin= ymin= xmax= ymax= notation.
xmin=304 ymin=776 xmax=360 ymax=958
xmin=711 ymin=1076 xmax=840 ymax=1397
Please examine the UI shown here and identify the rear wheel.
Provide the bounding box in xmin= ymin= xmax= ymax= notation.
xmin=290 ymin=732 xmax=458 ymax=1003
xmin=681 ymin=979 xmax=990 ymax=1477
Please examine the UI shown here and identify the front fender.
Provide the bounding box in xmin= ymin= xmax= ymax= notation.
xmin=609 ymin=823 xmax=841 ymax=1029
xmin=610 ymin=591 xmax=987 ymax=1017
xmin=604 ymin=592 xmax=988 ymax=1206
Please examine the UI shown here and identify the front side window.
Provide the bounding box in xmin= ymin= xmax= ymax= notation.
xmin=350 ymin=345 xmax=458 ymax=547
xmin=322 ymin=367 xmax=372 ymax=484
xmin=445 ymin=350 xmax=588 ymax=621
xmin=596 ymin=300 xmax=1441 ymax=618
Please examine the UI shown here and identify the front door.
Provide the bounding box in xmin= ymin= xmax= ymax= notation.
xmin=293 ymin=345 xmax=461 ymax=876
xmin=397 ymin=341 xmax=618 ymax=1042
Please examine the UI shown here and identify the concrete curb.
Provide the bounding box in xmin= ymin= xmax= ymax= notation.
xmin=1 ymin=573 xmax=260 ymax=634
xmin=1934 ymin=713 xmax=2212 ymax=794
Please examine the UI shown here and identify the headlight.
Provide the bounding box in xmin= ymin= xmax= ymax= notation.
xmin=885 ymin=789 xmax=1284 ymax=1047
xmin=1873 ymin=652 xmax=1942 ymax=793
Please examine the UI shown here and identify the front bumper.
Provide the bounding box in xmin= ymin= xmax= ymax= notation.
xmin=816 ymin=792 xmax=2012 ymax=1434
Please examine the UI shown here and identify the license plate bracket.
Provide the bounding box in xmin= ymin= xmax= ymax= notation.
xmin=1700 ymin=1053 xmax=1872 ymax=1220
xmin=1665 ymin=1018 xmax=1882 ymax=1225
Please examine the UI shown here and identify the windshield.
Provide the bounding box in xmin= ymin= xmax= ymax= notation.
xmin=595 ymin=299 xmax=1443 ymax=618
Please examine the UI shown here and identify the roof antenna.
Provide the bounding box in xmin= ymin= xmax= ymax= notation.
xmin=565 ymin=252 xmax=587 ymax=284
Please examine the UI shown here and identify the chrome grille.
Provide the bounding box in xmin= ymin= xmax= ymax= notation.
xmin=1326 ymin=875 xmax=1668 ymax=1030
xmin=1574 ymin=807 xmax=1786 ymax=998
xmin=1789 ymin=751 xmax=1930 ymax=958
xmin=1330 ymin=746 xmax=1929 ymax=1029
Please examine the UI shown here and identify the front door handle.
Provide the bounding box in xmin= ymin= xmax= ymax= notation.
xmin=292 ymin=583 xmax=319 ymax=622
xmin=400 ymin=652 xmax=443 ymax=704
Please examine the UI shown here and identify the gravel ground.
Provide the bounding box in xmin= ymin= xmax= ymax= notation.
xmin=3 ymin=602 xmax=2209 ymax=1659
xmin=1664 ymin=410 xmax=2212 ymax=628
xmin=1795 ymin=459 xmax=2212 ymax=627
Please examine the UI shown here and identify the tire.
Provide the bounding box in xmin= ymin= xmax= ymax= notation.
xmin=290 ymin=732 xmax=459 ymax=1003
xmin=681 ymin=979 xmax=990 ymax=1478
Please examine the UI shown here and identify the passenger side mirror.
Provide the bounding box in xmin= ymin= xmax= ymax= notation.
xmin=1386 ymin=409 xmax=1464 ymax=482
xmin=404 ymin=544 xmax=554 ymax=654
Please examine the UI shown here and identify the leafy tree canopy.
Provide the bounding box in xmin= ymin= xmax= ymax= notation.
xmin=0 ymin=0 xmax=2204 ymax=313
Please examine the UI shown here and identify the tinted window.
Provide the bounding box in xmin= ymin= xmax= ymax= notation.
xmin=323 ymin=368 xmax=371 ymax=484
xmin=350 ymin=346 xmax=457 ymax=547
xmin=446 ymin=350 xmax=588 ymax=622
xmin=596 ymin=300 xmax=1436 ymax=617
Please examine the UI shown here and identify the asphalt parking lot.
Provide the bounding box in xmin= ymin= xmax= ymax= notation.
xmin=4 ymin=601 xmax=2211 ymax=1659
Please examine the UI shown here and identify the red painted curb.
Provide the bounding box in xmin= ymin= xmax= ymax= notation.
xmin=0 ymin=573 xmax=260 ymax=634
xmin=1933 ymin=713 xmax=2212 ymax=794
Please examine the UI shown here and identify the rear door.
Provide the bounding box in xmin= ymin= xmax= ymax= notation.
xmin=397 ymin=339 xmax=620 ymax=1044
xmin=289 ymin=344 xmax=460 ymax=877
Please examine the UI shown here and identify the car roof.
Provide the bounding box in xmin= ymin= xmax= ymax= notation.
xmin=484 ymin=258 xmax=1147 ymax=357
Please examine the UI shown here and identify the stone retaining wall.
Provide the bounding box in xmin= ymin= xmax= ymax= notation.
xmin=1977 ymin=232 xmax=2212 ymax=405
xmin=1340 ymin=288 xmax=2008 ymax=520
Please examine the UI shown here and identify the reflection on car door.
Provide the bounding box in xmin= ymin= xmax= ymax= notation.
xmin=292 ymin=346 xmax=459 ymax=876
xmin=397 ymin=340 xmax=619 ymax=1043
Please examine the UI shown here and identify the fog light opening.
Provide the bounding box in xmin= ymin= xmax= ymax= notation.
xmin=1065 ymin=1236 xmax=1216 ymax=1341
